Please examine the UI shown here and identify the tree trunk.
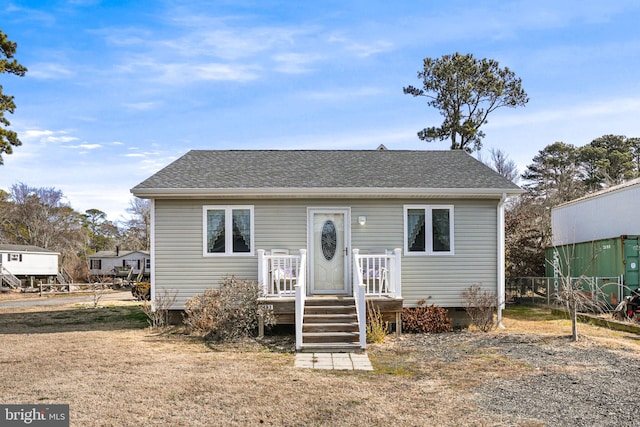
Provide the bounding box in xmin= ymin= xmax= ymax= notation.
xmin=571 ymin=303 xmax=578 ymax=342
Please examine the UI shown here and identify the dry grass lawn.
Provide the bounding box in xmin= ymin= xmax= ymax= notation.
xmin=1 ymin=299 xmax=639 ymax=426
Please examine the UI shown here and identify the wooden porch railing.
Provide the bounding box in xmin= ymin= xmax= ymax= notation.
xmin=0 ymin=264 xmax=21 ymax=289
xmin=258 ymin=249 xmax=305 ymax=297
xmin=353 ymin=248 xmax=402 ymax=298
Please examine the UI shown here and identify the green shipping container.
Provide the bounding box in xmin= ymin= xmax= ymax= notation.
xmin=545 ymin=235 xmax=640 ymax=299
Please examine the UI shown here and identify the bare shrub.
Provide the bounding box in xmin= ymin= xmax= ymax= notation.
xmin=90 ymin=283 xmax=109 ymax=308
xmin=131 ymin=282 xmax=151 ymax=301
xmin=183 ymin=288 xmax=221 ymax=335
xmin=183 ymin=276 xmax=275 ymax=342
xmin=550 ymin=245 xmax=612 ymax=341
xmin=462 ymin=285 xmax=498 ymax=332
xmin=142 ymin=289 xmax=177 ymax=329
xmin=365 ymin=301 xmax=389 ymax=344
xmin=401 ymin=299 xmax=452 ymax=333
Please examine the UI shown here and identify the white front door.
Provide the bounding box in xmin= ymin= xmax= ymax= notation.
xmin=309 ymin=208 xmax=350 ymax=295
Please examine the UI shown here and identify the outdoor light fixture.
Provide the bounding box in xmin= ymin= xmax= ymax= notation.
xmin=358 ymin=216 xmax=366 ymax=226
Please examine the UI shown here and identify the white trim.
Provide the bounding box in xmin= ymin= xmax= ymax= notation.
xmin=496 ymin=193 xmax=507 ymax=328
xmin=150 ymin=199 xmax=156 ymax=309
xmin=133 ymin=187 xmax=523 ymax=199
xmin=403 ymin=204 xmax=455 ymax=256
xmin=307 ymin=207 xmax=351 ymax=295
xmin=202 ymin=205 xmax=255 ymax=256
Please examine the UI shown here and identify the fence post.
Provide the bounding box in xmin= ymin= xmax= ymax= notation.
xmin=530 ymin=277 xmax=534 ymax=304
xmin=546 ymin=278 xmax=550 ymax=307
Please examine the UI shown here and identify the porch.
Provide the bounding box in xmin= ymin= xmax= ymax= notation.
xmin=257 ymin=248 xmax=403 ymax=352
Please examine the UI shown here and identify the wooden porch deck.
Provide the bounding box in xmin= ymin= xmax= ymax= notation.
xmin=259 ymin=295 xmax=404 ymax=336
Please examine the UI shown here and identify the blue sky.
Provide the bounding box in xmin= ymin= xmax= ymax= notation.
xmin=2 ymin=0 xmax=640 ymax=221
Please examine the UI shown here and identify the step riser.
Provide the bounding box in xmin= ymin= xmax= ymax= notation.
xmin=303 ymin=334 xmax=359 ymax=343
xmin=303 ymin=324 xmax=359 ymax=333
xmin=305 ymin=307 xmax=356 ymax=315
xmin=299 ymin=344 xmax=362 ymax=353
xmin=305 ymin=298 xmax=355 ymax=306
xmin=304 ymin=315 xmax=356 ymax=323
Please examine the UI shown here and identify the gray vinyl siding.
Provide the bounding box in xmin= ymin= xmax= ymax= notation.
xmin=401 ymin=200 xmax=498 ymax=307
xmin=153 ymin=198 xmax=499 ymax=308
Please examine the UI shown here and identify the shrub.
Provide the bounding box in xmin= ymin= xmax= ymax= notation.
xmin=401 ymin=299 xmax=452 ymax=333
xmin=132 ymin=282 xmax=151 ymax=301
xmin=366 ymin=301 xmax=389 ymax=343
xmin=183 ymin=288 xmax=220 ymax=334
xmin=141 ymin=289 xmax=177 ymax=329
xmin=183 ymin=276 xmax=275 ymax=342
xmin=462 ymin=284 xmax=498 ymax=332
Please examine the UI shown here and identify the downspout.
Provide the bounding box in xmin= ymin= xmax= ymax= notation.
xmin=497 ymin=193 xmax=507 ymax=329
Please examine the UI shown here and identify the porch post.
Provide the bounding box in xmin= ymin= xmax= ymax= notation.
xmin=257 ymin=249 xmax=267 ymax=295
xmin=352 ymin=248 xmax=360 ymax=288
xmin=392 ymin=248 xmax=402 ymax=298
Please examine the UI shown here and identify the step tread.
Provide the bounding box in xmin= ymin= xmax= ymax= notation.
xmin=305 ymin=301 xmax=355 ymax=307
xmin=303 ymin=322 xmax=360 ymax=327
xmin=299 ymin=342 xmax=363 ymax=353
xmin=303 ymin=331 xmax=360 ymax=337
xmin=303 ymin=313 xmax=358 ymax=323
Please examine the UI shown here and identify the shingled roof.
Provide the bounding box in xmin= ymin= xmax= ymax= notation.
xmin=131 ymin=150 xmax=522 ymax=198
xmin=0 ymin=244 xmax=59 ymax=254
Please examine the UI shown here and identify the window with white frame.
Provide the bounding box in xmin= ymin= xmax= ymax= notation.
xmin=404 ymin=205 xmax=454 ymax=255
xmin=203 ymin=206 xmax=254 ymax=256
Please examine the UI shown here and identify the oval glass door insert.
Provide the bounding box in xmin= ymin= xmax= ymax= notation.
xmin=321 ymin=220 xmax=337 ymax=260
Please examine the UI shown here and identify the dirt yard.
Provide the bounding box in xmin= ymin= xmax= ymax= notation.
xmin=1 ymin=297 xmax=639 ymax=426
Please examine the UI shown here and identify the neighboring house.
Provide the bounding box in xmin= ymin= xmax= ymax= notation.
xmin=547 ymin=178 xmax=640 ymax=300
xmin=88 ymin=249 xmax=150 ymax=280
xmin=0 ymin=244 xmax=60 ymax=288
xmin=131 ymin=149 xmax=522 ymax=351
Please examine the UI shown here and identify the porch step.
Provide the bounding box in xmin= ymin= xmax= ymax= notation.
xmin=302 ymin=331 xmax=359 ymax=343
xmin=304 ymin=314 xmax=357 ymax=323
xmin=299 ymin=342 xmax=363 ymax=353
xmin=303 ymin=322 xmax=359 ymax=333
xmin=304 ymin=306 xmax=356 ymax=315
xmin=301 ymin=297 xmax=362 ymax=353
xmin=305 ymin=297 xmax=355 ymax=306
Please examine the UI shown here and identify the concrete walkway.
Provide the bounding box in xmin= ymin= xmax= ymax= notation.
xmin=294 ymin=352 xmax=373 ymax=371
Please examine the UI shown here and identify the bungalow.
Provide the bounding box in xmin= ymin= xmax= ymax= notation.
xmin=131 ymin=149 xmax=522 ymax=351
xmin=88 ymin=249 xmax=150 ymax=281
xmin=0 ymin=244 xmax=60 ymax=288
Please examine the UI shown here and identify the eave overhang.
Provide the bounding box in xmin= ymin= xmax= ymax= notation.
xmin=131 ymin=187 xmax=524 ymax=200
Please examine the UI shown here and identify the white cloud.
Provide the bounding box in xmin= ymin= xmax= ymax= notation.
xmin=67 ymin=143 xmax=102 ymax=150
xmin=28 ymin=63 xmax=75 ymax=80
xmin=123 ymin=101 xmax=161 ymax=111
xmin=486 ymin=97 xmax=640 ymax=130
xmin=272 ymin=53 xmax=324 ymax=74
xmin=46 ymin=135 xmax=80 ymax=143
xmin=20 ymin=129 xmax=79 ymax=144
xmin=328 ymin=34 xmax=393 ymax=58
xmin=303 ymin=86 xmax=384 ymax=101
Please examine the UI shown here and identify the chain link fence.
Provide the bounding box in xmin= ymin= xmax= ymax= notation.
xmin=506 ymin=276 xmax=624 ymax=311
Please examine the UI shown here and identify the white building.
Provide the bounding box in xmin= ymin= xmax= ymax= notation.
xmin=552 ymin=178 xmax=640 ymax=246
xmin=0 ymin=244 xmax=60 ymax=287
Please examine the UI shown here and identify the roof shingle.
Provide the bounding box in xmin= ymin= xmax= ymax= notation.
xmin=132 ymin=150 xmax=521 ymax=194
